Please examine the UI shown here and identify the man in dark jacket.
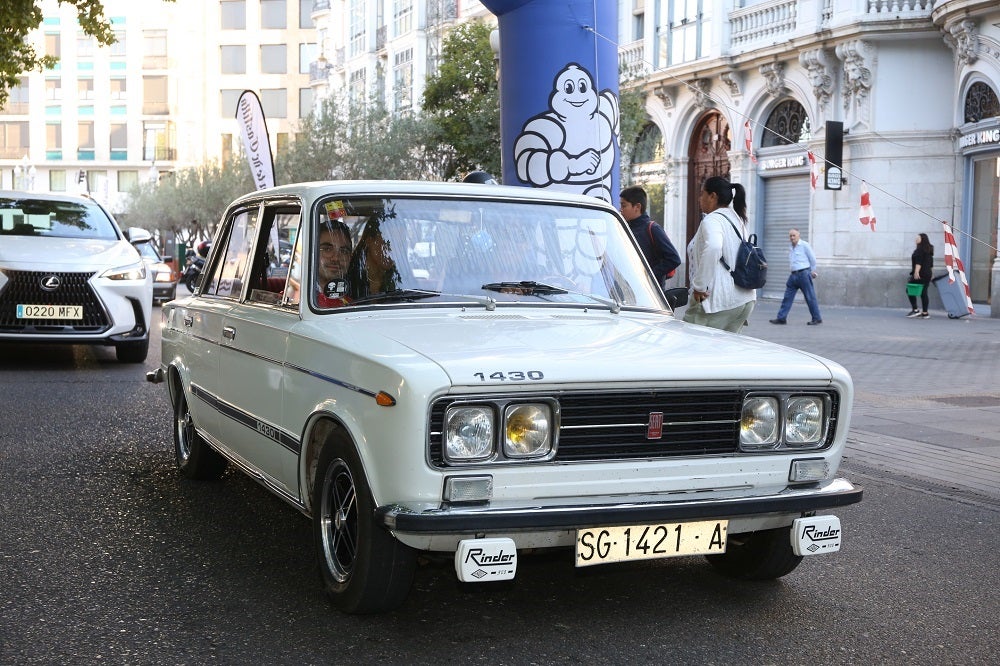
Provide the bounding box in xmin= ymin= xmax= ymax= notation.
xmin=620 ymin=185 xmax=681 ymax=286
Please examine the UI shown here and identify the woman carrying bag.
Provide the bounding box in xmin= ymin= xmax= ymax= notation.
xmin=683 ymin=176 xmax=756 ymax=333
xmin=906 ymin=233 xmax=934 ymax=318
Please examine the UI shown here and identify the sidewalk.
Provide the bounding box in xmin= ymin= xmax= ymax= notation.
xmin=708 ymin=298 xmax=1000 ymax=502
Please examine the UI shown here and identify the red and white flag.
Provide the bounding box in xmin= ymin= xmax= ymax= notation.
xmin=744 ymin=120 xmax=758 ymax=164
xmin=859 ymin=182 xmax=876 ymax=231
xmin=807 ymin=151 xmax=818 ymax=193
xmin=941 ymin=221 xmax=975 ymax=315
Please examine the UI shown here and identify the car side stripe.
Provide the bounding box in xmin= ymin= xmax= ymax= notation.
xmin=190 ymin=383 xmax=301 ymax=454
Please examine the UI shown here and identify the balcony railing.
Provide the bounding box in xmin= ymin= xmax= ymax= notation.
xmin=312 ymin=0 xmax=330 ymax=12
xmin=730 ymin=0 xmax=798 ymax=48
xmin=619 ymin=40 xmax=648 ymax=79
xmin=865 ymin=0 xmax=935 ymax=14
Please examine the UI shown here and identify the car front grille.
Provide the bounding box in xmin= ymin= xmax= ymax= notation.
xmin=429 ymin=389 xmax=840 ymax=466
xmin=0 ymin=270 xmax=110 ymax=333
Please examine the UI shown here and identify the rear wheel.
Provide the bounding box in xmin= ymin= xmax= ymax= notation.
xmin=705 ymin=526 xmax=802 ymax=580
xmin=313 ymin=440 xmax=416 ymax=614
xmin=174 ymin=390 xmax=227 ymax=480
xmin=115 ymin=338 xmax=149 ymax=363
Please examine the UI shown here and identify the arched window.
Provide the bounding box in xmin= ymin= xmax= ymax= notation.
xmin=633 ymin=123 xmax=664 ymax=163
xmin=964 ymin=82 xmax=1000 ymax=123
xmin=761 ymin=99 xmax=810 ymax=147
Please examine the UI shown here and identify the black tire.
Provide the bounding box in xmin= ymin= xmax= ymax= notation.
xmin=184 ymin=272 xmax=198 ymax=293
xmin=705 ymin=527 xmax=803 ymax=580
xmin=115 ymin=338 xmax=149 ymax=363
xmin=313 ymin=440 xmax=416 ymax=614
xmin=173 ymin=389 xmax=227 ymax=480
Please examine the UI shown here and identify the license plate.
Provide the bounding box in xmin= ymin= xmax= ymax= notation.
xmin=575 ymin=519 xmax=727 ymax=567
xmin=16 ymin=304 xmax=83 ymax=320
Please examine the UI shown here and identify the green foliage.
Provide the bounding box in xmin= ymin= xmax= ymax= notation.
xmin=124 ymin=160 xmax=253 ymax=246
xmin=617 ymin=74 xmax=650 ymax=188
xmin=0 ymin=1 xmax=147 ymax=108
xmin=280 ymin=94 xmax=452 ymax=183
xmin=422 ymin=21 xmax=500 ymax=180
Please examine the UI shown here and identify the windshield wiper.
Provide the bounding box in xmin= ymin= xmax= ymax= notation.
xmin=480 ymin=281 xmax=568 ymax=295
xmin=480 ymin=281 xmax=620 ymax=314
xmin=351 ymin=289 xmax=498 ymax=311
xmin=350 ymin=288 xmax=443 ymax=304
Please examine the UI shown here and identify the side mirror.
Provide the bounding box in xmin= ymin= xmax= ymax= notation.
xmin=664 ymin=287 xmax=688 ymax=310
xmin=126 ymin=227 xmax=152 ymax=244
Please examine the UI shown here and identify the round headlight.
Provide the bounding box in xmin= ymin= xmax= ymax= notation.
xmin=503 ymin=404 xmax=552 ymax=458
xmin=444 ymin=406 xmax=494 ymax=462
xmin=740 ymin=397 xmax=779 ymax=451
xmin=785 ymin=397 xmax=824 ymax=445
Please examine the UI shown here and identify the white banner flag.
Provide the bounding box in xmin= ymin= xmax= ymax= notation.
xmin=236 ymin=90 xmax=275 ymax=190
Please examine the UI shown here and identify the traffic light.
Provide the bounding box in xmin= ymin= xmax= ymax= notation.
xmin=824 ymin=121 xmax=843 ymax=190
xmin=77 ymin=170 xmax=87 ymax=185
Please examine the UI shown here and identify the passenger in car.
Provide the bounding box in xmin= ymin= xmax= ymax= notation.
xmin=316 ymin=220 xmax=353 ymax=307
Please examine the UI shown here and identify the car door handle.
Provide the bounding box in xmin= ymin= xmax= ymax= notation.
xmin=183 ymin=315 xmax=194 ymax=327
xmin=222 ymin=326 xmax=236 ymax=341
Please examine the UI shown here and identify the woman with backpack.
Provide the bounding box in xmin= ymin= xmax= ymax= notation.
xmin=683 ymin=175 xmax=757 ymax=333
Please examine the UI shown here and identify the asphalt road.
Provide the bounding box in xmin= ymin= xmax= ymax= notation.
xmin=1 ymin=314 xmax=998 ymax=665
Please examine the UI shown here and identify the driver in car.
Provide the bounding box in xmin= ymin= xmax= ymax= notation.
xmin=316 ymin=220 xmax=353 ymax=307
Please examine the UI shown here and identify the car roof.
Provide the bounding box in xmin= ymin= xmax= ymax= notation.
xmin=0 ymin=190 xmax=98 ymax=205
xmin=225 ymin=180 xmax=620 ymax=212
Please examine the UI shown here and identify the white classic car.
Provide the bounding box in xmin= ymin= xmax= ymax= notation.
xmin=148 ymin=181 xmax=862 ymax=613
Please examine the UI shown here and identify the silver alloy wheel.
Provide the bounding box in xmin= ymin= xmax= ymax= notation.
xmin=319 ymin=459 xmax=358 ymax=583
xmin=175 ymin=403 xmax=194 ymax=464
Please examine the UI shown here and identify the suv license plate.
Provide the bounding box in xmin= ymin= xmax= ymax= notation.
xmin=16 ymin=304 xmax=83 ymax=320
xmin=575 ymin=519 xmax=728 ymax=567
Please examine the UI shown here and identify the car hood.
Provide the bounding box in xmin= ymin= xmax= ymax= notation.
xmin=0 ymin=236 xmax=140 ymax=270
xmin=333 ymin=309 xmax=840 ymax=385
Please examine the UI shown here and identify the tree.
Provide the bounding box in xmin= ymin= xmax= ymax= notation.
xmin=422 ymin=21 xmax=501 ymax=180
xmin=280 ymin=94 xmax=451 ymax=184
xmin=0 ymin=1 xmax=125 ymax=108
xmin=124 ymin=159 xmax=253 ymax=247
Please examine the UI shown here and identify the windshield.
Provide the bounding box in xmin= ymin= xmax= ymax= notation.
xmin=310 ymin=195 xmax=665 ymax=311
xmin=135 ymin=240 xmax=162 ymax=261
xmin=0 ymin=197 xmax=119 ymax=240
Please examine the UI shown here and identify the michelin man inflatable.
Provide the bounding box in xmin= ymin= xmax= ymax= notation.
xmin=480 ymin=0 xmax=620 ymax=202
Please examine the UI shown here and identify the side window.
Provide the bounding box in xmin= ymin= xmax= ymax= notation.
xmin=283 ymin=224 xmax=304 ymax=307
xmin=205 ymin=207 xmax=259 ymax=299
xmin=248 ymin=204 xmax=302 ymax=306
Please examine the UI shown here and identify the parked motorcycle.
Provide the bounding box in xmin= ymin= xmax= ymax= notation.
xmin=181 ymin=247 xmax=207 ymax=292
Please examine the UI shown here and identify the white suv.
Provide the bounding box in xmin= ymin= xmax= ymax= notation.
xmin=0 ymin=191 xmax=153 ymax=363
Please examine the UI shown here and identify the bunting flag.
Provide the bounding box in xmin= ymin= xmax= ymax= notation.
xmin=941 ymin=221 xmax=975 ymax=314
xmin=807 ymin=151 xmax=818 ymax=193
xmin=859 ymin=182 xmax=876 ymax=231
xmin=743 ymin=120 xmax=758 ymax=163
xmin=236 ymin=90 xmax=276 ymax=190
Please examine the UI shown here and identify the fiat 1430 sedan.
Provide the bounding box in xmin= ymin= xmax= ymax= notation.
xmin=148 ymin=180 xmax=862 ymax=613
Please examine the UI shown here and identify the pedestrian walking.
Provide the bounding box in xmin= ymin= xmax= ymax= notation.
xmin=769 ymin=228 xmax=823 ymax=325
xmin=620 ymin=186 xmax=681 ymax=287
xmin=906 ymin=232 xmax=934 ymax=318
xmin=682 ymin=176 xmax=756 ymax=333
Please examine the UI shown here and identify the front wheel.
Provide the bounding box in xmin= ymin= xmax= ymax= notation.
xmin=705 ymin=526 xmax=803 ymax=580
xmin=173 ymin=389 xmax=227 ymax=480
xmin=313 ymin=440 xmax=416 ymax=614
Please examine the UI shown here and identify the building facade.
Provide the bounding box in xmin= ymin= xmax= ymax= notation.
xmin=0 ymin=0 xmax=317 ymax=220
xmin=624 ymin=0 xmax=999 ymax=315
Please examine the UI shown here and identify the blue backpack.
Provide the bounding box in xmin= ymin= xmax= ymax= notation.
xmin=719 ymin=217 xmax=767 ymax=290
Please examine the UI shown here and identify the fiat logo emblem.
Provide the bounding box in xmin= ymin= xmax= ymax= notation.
xmin=40 ymin=275 xmax=61 ymax=291
xmin=646 ymin=412 xmax=663 ymax=440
